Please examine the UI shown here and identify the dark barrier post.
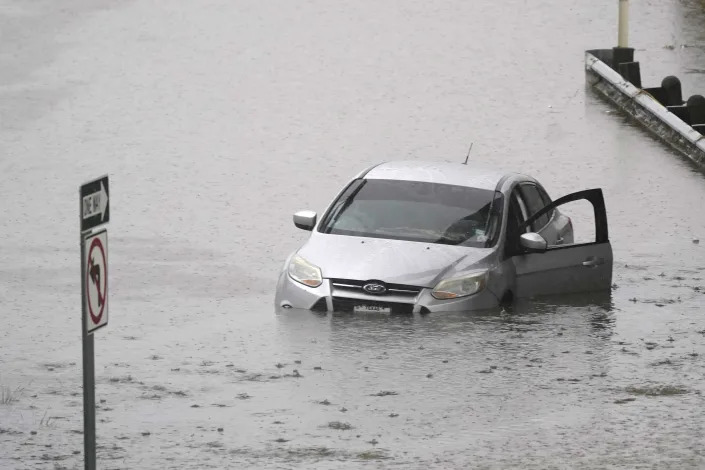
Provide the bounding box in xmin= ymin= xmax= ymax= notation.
xmin=611 ymin=46 xmax=634 ymax=69
xmin=687 ymin=95 xmax=705 ymax=125
xmin=618 ymin=62 xmax=642 ymax=88
xmin=662 ymin=76 xmax=683 ymax=106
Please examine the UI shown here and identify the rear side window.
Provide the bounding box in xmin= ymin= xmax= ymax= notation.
xmin=519 ymin=184 xmax=550 ymax=230
xmin=504 ymin=194 xmax=526 ymax=257
xmin=536 ymin=186 xmax=555 ymax=222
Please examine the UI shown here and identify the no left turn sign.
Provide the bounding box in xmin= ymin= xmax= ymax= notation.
xmin=84 ymin=230 xmax=108 ymax=333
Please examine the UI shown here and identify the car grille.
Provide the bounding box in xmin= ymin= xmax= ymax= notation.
xmin=331 ymin=297 xmax=414 ymax=314
xmin=329 ymin=278 xmax=422 ymax=298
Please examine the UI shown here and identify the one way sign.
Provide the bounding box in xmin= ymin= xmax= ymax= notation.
xmin=80 ymin=176 xmax=110 ymax=232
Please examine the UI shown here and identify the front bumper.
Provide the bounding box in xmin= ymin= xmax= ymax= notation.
xmin=274 ymin=272 xmax=500 ymax=313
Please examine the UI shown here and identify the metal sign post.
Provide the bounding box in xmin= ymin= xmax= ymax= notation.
xmin=79 ymin=175 xmax=110 ymax=470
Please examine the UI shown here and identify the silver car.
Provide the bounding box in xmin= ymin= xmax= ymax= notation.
xmin=275 ymin=161 xmax=613 ymax=313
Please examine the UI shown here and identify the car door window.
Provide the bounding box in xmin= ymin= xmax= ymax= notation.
xmin=519 ymin=184 xmax=550 ymax=230
xmin=519 ymin=188 xmax=609 ymax=248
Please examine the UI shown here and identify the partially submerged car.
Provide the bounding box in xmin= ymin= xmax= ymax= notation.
xmin=275 ymin=161 xmax=613 ymax=313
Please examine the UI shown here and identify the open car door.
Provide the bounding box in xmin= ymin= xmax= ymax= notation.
xmin=512 ymin=189 xmax=613 ymax=298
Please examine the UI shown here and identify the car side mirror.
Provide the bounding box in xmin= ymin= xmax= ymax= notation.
xmin=293 ymin=210 xmax=317 ymax=231
xmin=520 ymin=232 xmax=547 ymax=253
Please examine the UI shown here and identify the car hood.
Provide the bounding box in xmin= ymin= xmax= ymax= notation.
xmin=297 ymin=233 xmax=496 ymax=288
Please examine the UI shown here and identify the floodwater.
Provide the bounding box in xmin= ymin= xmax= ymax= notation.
xmin=2 ymin=0 xmax=705 ymax=468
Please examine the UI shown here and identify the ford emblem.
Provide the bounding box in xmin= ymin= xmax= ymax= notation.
xmin=363 ymin=282 xmax=387 ymax=295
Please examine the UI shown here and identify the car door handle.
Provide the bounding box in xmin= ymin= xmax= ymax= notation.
xmin=582 ymin=257 xmax=604 ymax=267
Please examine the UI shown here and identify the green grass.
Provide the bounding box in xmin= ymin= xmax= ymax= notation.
xmin=357 ymin=450 xmax=390 ymax=460
xmin=1 ymin=385 xmax=24 ymax=405
xmin=626 ymin=385 xmax=689 ymax=396
xmin=328 ymin=421 xmax=353 ymax=430
xmin=286 ymin=447 xmax=336 ymax=458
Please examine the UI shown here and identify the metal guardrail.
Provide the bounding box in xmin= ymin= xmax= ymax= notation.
xmin=585 ymin=49 xmax=705 ymax=167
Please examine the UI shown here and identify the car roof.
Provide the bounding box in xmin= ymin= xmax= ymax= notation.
xmin=362 ymin=160 xmax=512 ymax=191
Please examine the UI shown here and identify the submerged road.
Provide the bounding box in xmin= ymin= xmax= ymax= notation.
xmin=1 ymin=0 xmax=705 ymax=468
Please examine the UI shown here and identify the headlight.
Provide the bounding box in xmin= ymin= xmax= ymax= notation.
xmin=431 ymin=271 xmax=487 ymax=300
xmin=288 ymin=255 xmax=323 ymax=287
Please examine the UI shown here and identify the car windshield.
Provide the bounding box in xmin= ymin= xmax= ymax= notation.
xmin=319 ymin=178 xmax=503 ymax=247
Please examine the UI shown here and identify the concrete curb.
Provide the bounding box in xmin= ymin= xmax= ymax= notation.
xmin=585 ymin=51 xmax=705 ymax=167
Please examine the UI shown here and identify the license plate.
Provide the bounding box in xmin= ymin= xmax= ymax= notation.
xmin=354 ymin=304 xmax=391 ymax=314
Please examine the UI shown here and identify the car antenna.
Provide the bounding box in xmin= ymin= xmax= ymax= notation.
xmin=462 ymin=142 xmax=473 ymax=165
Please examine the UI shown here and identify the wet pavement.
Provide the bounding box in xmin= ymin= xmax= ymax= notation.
xmin=2 ymin=0 xmax=705 ymax=468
